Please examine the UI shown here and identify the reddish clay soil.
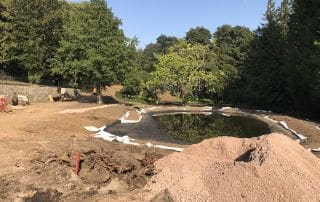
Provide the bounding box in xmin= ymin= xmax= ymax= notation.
xmin=144 ymin=133 xmax=320 ymax=201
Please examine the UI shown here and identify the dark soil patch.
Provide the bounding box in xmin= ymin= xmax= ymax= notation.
xmin=0 ymin=141 xmax=169 ymax=201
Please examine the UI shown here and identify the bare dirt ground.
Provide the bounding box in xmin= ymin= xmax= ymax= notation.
xmin=1 ymin=87 xmax=320 ymax=201
xmin=0 ymin=101 xmax=173 ymax=201
xmin=269 ymin=114 xmax=320 ymax=149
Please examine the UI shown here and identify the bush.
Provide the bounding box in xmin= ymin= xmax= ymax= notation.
xmin=120 ymin=70 xmax=148 ymax=98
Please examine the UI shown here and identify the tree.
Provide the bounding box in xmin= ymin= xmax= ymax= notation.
xmin=156 ymin=34 xmax=179 ymax=54
xmin=52 ymin=0 xmax=129 ymax=103
xmin=147 ymin=40 xmax=223 ymax=102
xmin=237 ymin=0 xmax=291 ymax=111
xmin=141 ymin=43 xmax=161 ymax=72
xmin=0 ymin=0 xmax=13 ymax=70
xmin=286 ymin=0 xmax=320 ymax=115
xmin=140 ymin=35 xmax=178 ymax=73
xmin=9 ymin=0 xmax=65 ymax=82
xmin=214 ymin=25 xmax=253 ymax=74
xmin=120 ymin=69 xmax=148 ymax=98
xmin=213 ymin=25 xmax=254 ymax=103
xmin=278 ymin=0 xmax=292 ymax=37
xmin=186 ymin=26 xmax=212 ymax=45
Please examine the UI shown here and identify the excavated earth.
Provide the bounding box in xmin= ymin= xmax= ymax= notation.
xmin=0 ymin=141 xmax=170 ymax=201
xmin=143 ymin=133 xmax=320 ymax=201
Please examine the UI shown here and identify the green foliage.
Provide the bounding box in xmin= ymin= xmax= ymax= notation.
xmin=213 ymin=25 xmax=254 ymax=102
xmin=232 ymin=0 xmax=290 ymax=111
xmin=8 ymin=0 xmax=65 ymax=83
xmin=2 ymin=0 xmax=320 ymax=118
xmin=147 ymin=40 xmax=223 ymax=102
xmin=0 ymin=0 xmax=13 ymax=68
xmin=278 ymin=0 xmax=292 ymax=36
xmin=140 ymin=35 xmax=178 ymax=72
xmin=285 ymin=0 xmax=320 ymax=115
xmin=186 ymin=26 xmax=212 ymax=45
xmin=227 ymin=0 xmax=320 ymax=117
xmin=214 ymin=25 xmax=253 ymax=69
xmin=51 ymin=0 xmax=129 ymax=86
xmin=120 ymin=69 xmax=148 ymax=98
xmin=156 ymin=35 xmax=179 ymax=54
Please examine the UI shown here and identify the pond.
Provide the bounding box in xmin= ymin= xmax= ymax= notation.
xmin=154 ymin=113 xmax=271 ymax=144
xmin=106 ymin=111 xmax=271 ymax=145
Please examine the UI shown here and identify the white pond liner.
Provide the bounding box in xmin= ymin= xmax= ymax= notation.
xmin=142 ymin=106 xmax=212 ymax=114
xmin=84 ymin=126 xmax=184 ymax=152
xmin=309 ymin=148 xmax=320 ymax=153
xmin=122 ymin=106 xmax=213 ymax=123
xmin=279 ymin=121 xmax=307 ymax=140
xmin=263 ymin=116 xmax=308 ymax=141
xmin=152 ymin=111 xmax=212 ymax=117
xmin=263 ymin=116 xmax=279 ymax=124
xmin=120 ymin=110 xmax=143 ymax=124
xmin=221 ymin=113 xmax=231 ymax=117
xmin=262 ymin=117 xmax=320 ymax=153
xmin=84 ymin=126 xmax=106 ymax=132
xmin=218 ymin=106 xmax=232 ymax=112
xmin=256 ymin=110 xmax=273 ymax=113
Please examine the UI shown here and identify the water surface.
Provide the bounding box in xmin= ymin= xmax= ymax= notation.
xmin=155 ymin=113 xmax=270 ymax=144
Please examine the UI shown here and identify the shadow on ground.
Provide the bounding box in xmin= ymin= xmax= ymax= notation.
xmin=76 ymin=94 xmax=119 ymax=104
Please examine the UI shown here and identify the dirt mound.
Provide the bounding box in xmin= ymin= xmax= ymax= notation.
xmin=146 ymin=133 xmax=320 ymax=201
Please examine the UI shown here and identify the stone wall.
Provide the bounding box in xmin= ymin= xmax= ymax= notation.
xmin=0 ymin=84 xmax=77 ymax=102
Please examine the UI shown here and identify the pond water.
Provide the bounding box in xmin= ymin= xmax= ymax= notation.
xmin=154 ymin=113 xmax=271 ymax=144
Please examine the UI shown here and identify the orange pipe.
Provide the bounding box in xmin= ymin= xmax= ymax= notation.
xmin=74 ymin=151 xmax=80 ymax=175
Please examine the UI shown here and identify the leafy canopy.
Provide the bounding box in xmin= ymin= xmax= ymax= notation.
xmin=51 ymin=0 xmax=129 ymax=85
xmin=147 ymin=40 xmax=223 ymax=102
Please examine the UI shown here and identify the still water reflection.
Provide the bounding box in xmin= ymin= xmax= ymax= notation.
xmin=155 ymin=113 xmax=271 ymax=144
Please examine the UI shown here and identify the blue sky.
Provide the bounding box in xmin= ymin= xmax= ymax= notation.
xmin=69 ymin=0 xmax=281 ymax=48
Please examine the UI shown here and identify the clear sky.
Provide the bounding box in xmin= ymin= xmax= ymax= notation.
xmin=69 ymin=0 xmax=281 ymax=48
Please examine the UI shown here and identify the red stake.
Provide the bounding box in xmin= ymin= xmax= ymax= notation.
xmin=74 ymin=151 xmax=80 ymax=175
xmin=0 ymin=98 xmax=8 ymax=111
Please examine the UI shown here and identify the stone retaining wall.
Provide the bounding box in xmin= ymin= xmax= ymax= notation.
xmin=0 ymin=84 xmax=77 ymax=102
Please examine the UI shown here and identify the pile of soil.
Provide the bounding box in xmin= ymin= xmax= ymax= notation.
xmin=145 ymin=133 xmax=320 ymax=201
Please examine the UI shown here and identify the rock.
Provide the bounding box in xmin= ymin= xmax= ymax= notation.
xmin=17 ymin=95 xmax=29 ymax=105
xmin=11 ymin=93 xmax=18 ymax=106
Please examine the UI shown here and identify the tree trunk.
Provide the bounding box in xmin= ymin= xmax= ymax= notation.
xmin=180 ymin=89 xmax=186 ymax=105
xmin=96 ymin=83 xmax=103 ymax=104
